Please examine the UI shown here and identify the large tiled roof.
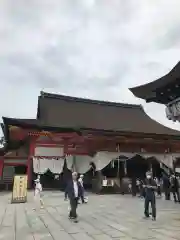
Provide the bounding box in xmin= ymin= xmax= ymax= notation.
xmin=34 ymin=91 xmax=180 ymax=136
xmin=2 ymin=117 xmax=78 ymax=133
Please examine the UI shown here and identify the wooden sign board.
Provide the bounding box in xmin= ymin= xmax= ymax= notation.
xmin=11 ymin=175 xmax=28 ymax=204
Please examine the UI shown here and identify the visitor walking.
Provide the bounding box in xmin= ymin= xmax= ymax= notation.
xmin=33 ymin=177 xmax=44 ymax=209
xmin=155 ymin=177 xmax=161 ymax=197
xmin=64 ymin=187 xmax=68 ymax=201
xmin=78 ymin=174 xmax=85 ymax=203
xmin=143 ymin=171 xmax=157 ymax=221
xmin=170 ymin=174 xmax=180 ymax=203
xmin=66 ymin=172 xmax=82 ymax=223
xmin=138 ymin=179 xmax=145 ymax=198
xmin=131 ymin=177 xmax=137 ymax=196
xmin=162 ymin=172 xmax=171 ymax=200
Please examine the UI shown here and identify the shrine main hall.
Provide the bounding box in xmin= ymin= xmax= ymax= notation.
xmin=0 ymin=91 xmax=180 ymax=191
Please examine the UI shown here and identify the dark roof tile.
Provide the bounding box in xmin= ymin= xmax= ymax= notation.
xmin=129 ymin=61 xmax=180 ymax=103
xmin=37 ymin=91 xmax=180 ymax=136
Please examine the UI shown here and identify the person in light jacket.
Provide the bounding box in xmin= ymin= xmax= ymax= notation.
xmin=34 ymin=177 xmax=44 ymax=209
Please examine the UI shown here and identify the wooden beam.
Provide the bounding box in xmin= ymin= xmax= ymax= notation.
xmin=4 ymin=157 xmax=27 ymax=160
xmin=4 ymin=162 xmax=27 ymax=166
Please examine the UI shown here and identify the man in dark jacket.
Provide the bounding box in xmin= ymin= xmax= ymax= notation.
xmin=170 ymin=174 xmax=180 ymax=203
xmin=66 ymin=172 xmax=82 ymax=222
xmin=162 ymin=172 xmax=171 ymax=200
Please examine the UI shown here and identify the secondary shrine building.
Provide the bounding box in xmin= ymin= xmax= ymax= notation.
xmin=130 ymin=61 xmax=180 ymax=122
xmin=1 ymin=91 xmax=180 ymax=191
xmin=130 ymin=61 xmax=180 ymax=172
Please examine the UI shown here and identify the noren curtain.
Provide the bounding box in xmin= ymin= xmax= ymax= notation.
xmin=33 ymin=157 xmax=64 ymax=174
xmin=75 ymin=155 xmax=93 ymax=174
xmin=92 ymin=152 xmax=120 ymax=171
xmin=65 ymin=155 xmax=74 ymax=170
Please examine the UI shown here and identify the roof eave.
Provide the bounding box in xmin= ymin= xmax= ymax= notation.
xmin=2 ymin=119 xmax=180 ymax=141
xmin=130 ymin=88 xmax=157 ymax=101
xmin=129 ymin=61 xmax=180 ymax=101
xmin=81 ymin=128 xmax=180 ymax=140
xmin=37 ymin=96 xmax=41 ymax=119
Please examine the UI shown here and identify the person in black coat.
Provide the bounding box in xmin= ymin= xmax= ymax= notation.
xmin=170 ymin=174 xmax=180 ymax=203
xmin=66 ymin=172 xmax=82 ymax=222
xmin=162 ymin=172 xmax=171 ymax=200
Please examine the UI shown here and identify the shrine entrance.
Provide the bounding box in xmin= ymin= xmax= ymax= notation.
xmin=126 ymin=155 xmax=149 ymax=178
xmin=14 ymin=165 xmax=27 ymax=175
xmin=101 ymin=159 xmax=124 ymax=178
xmin=149 ymin=157 xmax=162 ymax=177
xmin=32 ymin=156 xmax=66 ymax=190
xmin=40 ymin=170 xmax=55 ymax=189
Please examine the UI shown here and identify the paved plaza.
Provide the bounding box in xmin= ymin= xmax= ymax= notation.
xmin=0 ymin=192 xmax=180 ymax=239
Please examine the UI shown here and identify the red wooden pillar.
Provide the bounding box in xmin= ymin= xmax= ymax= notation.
xmin=27 ymin=137 xmax=36 ymax=189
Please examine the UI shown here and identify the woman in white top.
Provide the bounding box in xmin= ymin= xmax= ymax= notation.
xmin=34 ymin=177 xmax=44 ymax=209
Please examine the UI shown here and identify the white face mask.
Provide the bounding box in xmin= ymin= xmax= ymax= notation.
xmin=147 ymin=175 xmax=151 ymax=179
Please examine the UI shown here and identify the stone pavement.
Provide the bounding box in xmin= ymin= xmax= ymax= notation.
xmin=0 ymin=192 xmax=180 ymax=240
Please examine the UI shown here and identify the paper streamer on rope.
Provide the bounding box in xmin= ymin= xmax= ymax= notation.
xmin=92 ymin=152 xmax=120 ymax=171
xmin=33 ymin=157 xmax=64 ymax=174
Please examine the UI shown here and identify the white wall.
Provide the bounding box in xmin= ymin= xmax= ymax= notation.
xmin=34 ymin=147 xmax=64 ymax=157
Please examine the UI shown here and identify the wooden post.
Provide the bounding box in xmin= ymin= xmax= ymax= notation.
xmin=27 ymin=137 xmax=36 ymax=189
xmin=73 ymin=155 xmax=76 ymax=172
xmin=124 ymin=160 xmax=127 ymax=176
xmin=0 ymin=157 xmax=4 ymax=179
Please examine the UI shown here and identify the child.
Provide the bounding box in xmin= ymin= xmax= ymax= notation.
xmin=33 ymin=178 xmax=44 ymax=209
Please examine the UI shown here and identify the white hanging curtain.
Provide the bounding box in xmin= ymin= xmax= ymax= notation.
xmin=140 ymin=153 xmax=180 ymax=169
xmin=93 ymin=151 xmax=120 ymax=171
xmin=33 ymin=157 xmax=64 ymax=174
xmin=48 ymin=158 xmax=65 ymax=174
xmin=55 ymin=158 xmax=65 ymax=174
xmin=66 ymin=155 xmax=74 ymax=170
xmin=75 ymin=155 xmax=93 ymax=174
xmin=39 ymin=158 xmax=51 ymax=174
xmin=158 ymin=154 xmax=174 ymax=169
xmin=33 ymin=157 xmax=40 ymax=173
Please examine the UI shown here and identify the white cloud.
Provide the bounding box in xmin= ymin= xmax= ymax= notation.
xmin=0 ymin=0 xmax=180 ymax=134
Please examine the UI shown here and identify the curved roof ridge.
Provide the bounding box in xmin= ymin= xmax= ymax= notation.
xmin=3 ymin=117 xmax=36 ymax=121
xmin=129 ymin=61 xmax=180 ymax=102
xmin=40 ymin=91 xmax=143 ymax=109
xmin=130 ymin=61 xmax=180 ymax=90
xmin=140 ymin=107 xmax=180 ymax=134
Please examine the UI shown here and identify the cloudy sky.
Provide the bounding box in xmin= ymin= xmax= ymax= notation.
xmin=0 ymin=0 xmax=180 ymax=133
